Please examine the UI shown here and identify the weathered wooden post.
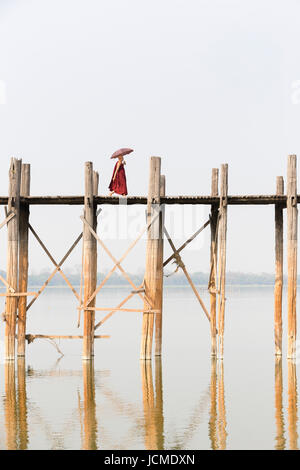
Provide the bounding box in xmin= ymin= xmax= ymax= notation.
xmin=287 ymin=155 xmax=297 ymax=359
xmin=210 ymin=168 xmax=219 ymax=357
xmin=140 ymin=157 xmax=161 ymax=360
xmin=154 ymin=174 xmax=165 ymax=357
xmin=82 ymin=162 xmax=97 ymax=360
xmin=217 ymin=164 xmax=228 ymax=359
xmin=5 ymin=157 xmax=22 ymax=361
xmin=274 ymin=176 xmax=284 ymax=356
xmin=17 ymin=164 xmax=30 ymax=357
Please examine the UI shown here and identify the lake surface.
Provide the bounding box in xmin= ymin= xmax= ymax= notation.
xmin=0 ymin=285 xmax=298 ymax=450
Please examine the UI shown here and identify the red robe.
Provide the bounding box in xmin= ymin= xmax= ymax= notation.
xmin=109 ymin=161 xmax=128 ymax=196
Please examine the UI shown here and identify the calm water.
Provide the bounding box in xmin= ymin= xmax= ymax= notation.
xmin=0 ymin=285 xmax=298 ymax=450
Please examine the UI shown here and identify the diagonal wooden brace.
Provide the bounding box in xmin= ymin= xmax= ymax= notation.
xmin=163 ymin=218 xmax=210 ymax=267
xmin=80 ymin=212 xmax=160 ymax=310
xmin=163 ymin=225 xmax=211 ymax=322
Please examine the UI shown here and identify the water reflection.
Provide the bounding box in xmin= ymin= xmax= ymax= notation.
xmin=1 ymin=355 xmax=300 ymax=450
xmin=274 ymin=357 xmax=285 ymax=450
xmin=140 ymin=358 xmax=164 ymax=450
xmin=288 ymin=360 xmax=298 ymax=450
xmin=209 ymin=358 xmax=227 ymax=450
xmin=82 ymin=361 xmax=98 ymax=450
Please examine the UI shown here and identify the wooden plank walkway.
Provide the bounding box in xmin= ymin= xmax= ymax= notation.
xmin=0 ymin=194 xmax=297 ymax=205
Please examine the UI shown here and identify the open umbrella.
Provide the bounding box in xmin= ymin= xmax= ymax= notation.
xmin=110 ymin=148 xmax=134 ymax=159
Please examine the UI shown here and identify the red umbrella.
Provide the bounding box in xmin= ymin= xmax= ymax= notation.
xmin=110 ymin=148 xmax=134 ymax=159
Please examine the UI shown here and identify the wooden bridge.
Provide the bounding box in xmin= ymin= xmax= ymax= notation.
xmin=0 ymin=155 xmax=298 ymax=361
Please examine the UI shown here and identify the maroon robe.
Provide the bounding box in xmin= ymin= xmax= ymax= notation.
xmin=109 ymin=161 xmax=128 ymax=196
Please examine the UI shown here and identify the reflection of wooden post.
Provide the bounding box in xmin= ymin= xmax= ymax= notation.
xmin=209 ymin=357 xmax=218 ymax=449
xmin=17 ymin=164 xmax=30 ymax=357
xmin=287 ymin=360 xmax=298 ymax=450
xmin=83 ymin=162 xmax=97 ymax=360
xmin=275 ymin=357 xmax=285 ymax=450
xmin=217 ymin=361 xmax=227 ymax=450
xmin=217 ymin=164 xmax=228 ymax=359
xmin=82 ymin=361 xmax=98 ymax=450
xmin=154 ymin=357 xmax=164 ymax=450
xmin=140 ymin=360 xmax=156 ymax=449
xmin=140 ymin=157 xmax=161 ymax=360
xmin=5 ymin=158 xmax=22 ymax=361
xmin=17 ymin=358 xmax=28 ymax=450
xmin=274 ymin=177 xmax=284 ymax=356
xmin=210 ymin=169 xmax=219 ymax=357
xmin=287 ymin=155 xmax=298 ymax=359
xmin=4 ymin=362 xmax=17 ymax=449
xmin=155 ymin=175 xmax=165 ymax=357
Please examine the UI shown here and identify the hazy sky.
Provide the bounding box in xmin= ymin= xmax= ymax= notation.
xmin=0 ymin=0 xmax=300 ymax=275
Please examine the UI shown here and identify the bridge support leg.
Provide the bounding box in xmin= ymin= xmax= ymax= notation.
xmin=287 ymin=155 xmax=297 ymax=359
xmin=210 ymin=168 xmax=219 ymax=357
xmin=5 ymin=157 xmax=22 ymax=361
xmin=217 ymin=164 xmax=228 ymax=359
xmin=274 ymin=176 xmax=284 ymax=356
xmin=82 ymin=162 xmax=98 ymax=360
xmin=154 ymin=174 xmax=165 ymax=357
xmin=17 ymin=163 xmax=30 ymax=357
xmin=140 ymin=157 xmax=161 ymax=360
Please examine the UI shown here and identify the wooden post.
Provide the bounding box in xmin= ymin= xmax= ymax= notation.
xmin=82 ymin=162 xmax=97 ymax=360
xmin=17 ymin=164 xmax=30 ymax=357
xmin=287 ymin=155 xmax=297 ymax=359
xmin=140 ymin=157 xmax=161 ymax=360
xmin=5 ymin=157 xmax=22 ymax=361
xmin=154 ymin=175 xmax=165 ymax=356
xmin=274 ymin=176 xmax=284 ymax=356
xmin=217 ymin=164 xmax=228 ymax=359
xmin=210 ymin=168 xmax=219 ymax=357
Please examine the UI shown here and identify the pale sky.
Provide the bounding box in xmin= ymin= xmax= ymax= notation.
xmin=0 ymin=0 xmax=300 ymax=275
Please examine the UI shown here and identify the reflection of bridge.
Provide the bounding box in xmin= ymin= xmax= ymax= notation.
xmin=2 ymin=357 xmax=298 ymax=450
xmin=0 ymin=358 xmax=219 ymax=450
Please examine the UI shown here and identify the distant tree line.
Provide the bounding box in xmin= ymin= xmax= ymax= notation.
xmin=0 ymin=269 xmax=295 ymax=287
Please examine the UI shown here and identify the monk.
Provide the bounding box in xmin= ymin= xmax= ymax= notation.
xmin=108 ymin=155 xmax=128 ymax=196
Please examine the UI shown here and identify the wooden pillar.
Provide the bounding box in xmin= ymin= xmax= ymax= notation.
xmin=154 ymin=175 xmax=165 ymax=356
xmin=217 ymin=164 xmax=228 ymax=359
xmin=82 ymin=162 xmax=97 ymax=360
xmin=140 ymin=157 xmax=161 ymax=360
xmin=210 ymin=168 xmax=219 ymax=357
xmin=287 ymin=155 xmax=298 ymax=359
xmin=274 ymin=176 xmax=284 ymax=356
xmin=17 ymin=164 xmax=30 ymax=357
xmin=5 ymin=157 xmax=22 ymax=361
